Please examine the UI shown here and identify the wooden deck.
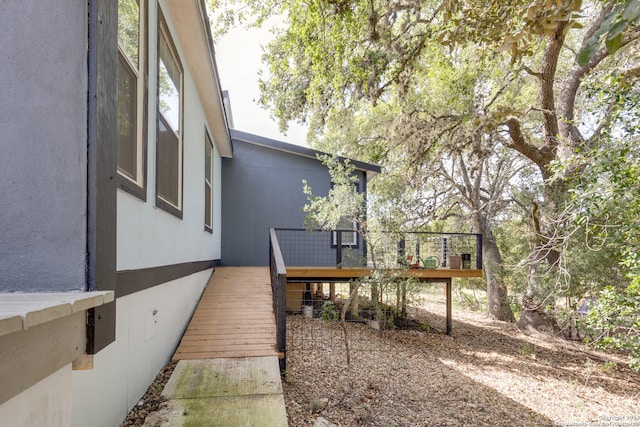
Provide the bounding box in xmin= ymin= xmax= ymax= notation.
xmin=172 ymin=267 xmax=277 ymax=362
xmin=285 ymin=266 xmax=483 ymax=281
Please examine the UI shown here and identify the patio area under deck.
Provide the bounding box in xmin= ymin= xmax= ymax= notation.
xmin=284 ymin=267 xmax=483 ymax=338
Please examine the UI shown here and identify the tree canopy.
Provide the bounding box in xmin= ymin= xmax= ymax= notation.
xmin=211 ymin=0 xmax=640 ymax=367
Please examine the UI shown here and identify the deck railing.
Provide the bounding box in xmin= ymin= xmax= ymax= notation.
xmin=270 ymin=228 xmax=483 ymax=368
xmin=273 ymin=228 xmax=482 ymax=270
xmin=269 ymin=228 xmax=287 ymax=371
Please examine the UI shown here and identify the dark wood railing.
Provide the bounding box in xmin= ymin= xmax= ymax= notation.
xmin=269 ymin=228 xmax=287 ymax=371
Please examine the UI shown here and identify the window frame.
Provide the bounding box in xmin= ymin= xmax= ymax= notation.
xmin=204 ymin=129 xmax=214 ymax=233
xmin=155 ymin=8 xmax=184 ymax=219
xmin=330 ymin=183 xmax=360 ymax=248
xmin=116 ymin=0 xmax=147 ymax=201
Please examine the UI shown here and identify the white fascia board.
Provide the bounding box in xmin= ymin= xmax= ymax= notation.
xmin=164 ymin=0 xmax=233 ymax=157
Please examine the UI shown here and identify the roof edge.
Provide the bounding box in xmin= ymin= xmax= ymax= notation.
xmin=229 ymin=129 xmax=381 ymax=174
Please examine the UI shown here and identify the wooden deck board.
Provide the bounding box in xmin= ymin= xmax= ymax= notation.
xmin=172 ymin=267 xmax=277 ymax=362
xmin=285 ymin=266 xmax=483 ymax=280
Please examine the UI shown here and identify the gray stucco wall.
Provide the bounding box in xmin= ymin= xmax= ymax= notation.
xmin=222 ymin=140 xmax=367 ymax=266
xmin=222 ymin=140 xmax=329 ymax=265
xmin=0 ymin=2 xmax=88 ymax=291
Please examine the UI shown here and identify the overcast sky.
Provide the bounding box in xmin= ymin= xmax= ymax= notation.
xmin=214 ymin=24 xmax=309 ymax=147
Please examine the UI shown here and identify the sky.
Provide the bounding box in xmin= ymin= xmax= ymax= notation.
xmin=214 ymin=23 xmax=310 ymax=147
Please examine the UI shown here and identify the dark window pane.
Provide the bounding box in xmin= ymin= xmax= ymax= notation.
xmin=205 ymin=139 xmax=212 ymax=179
xmin=205 ymin=134 xmax=213 ymax=227
xmin=157 ymin=117 xmax=179 ymax=206
xmin=117 ymin=55 xmax=138 ymax=180
xmin=333 ymin=217 xmax=357 ymax=246
xmin=205 ymin=182 xmax=212 ymax=228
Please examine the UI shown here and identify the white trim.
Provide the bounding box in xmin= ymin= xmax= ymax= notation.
xmin=163 ymin=0 xmax=232 ymax=157
xmin=116 ymin=0 xmax=146 ymax=187
xmin=156 ymin=12 xmax=184 ymax=211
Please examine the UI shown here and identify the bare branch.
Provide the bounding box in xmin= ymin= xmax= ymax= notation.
xmin=504 ymin=117 xmax=554 ymax=178
xmin=522 ymin=65 xmax=543 ymax=80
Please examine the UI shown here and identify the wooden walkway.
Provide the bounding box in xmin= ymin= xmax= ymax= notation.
xmin=172 ymin=267 xmax=277 ymax=362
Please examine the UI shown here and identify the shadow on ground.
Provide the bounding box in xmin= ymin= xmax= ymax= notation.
xmin=283 ymin=307 xmax=640 ymax=427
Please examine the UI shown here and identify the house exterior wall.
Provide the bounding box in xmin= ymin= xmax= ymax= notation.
xmin=0 ymin=0 xmax=88 ymax=292
xmin=1 ymin=0 xmax=226 ymax=425
xmin=222 ymin=139 xmax=367 ymax=266
xmin=0 ymin=365 xmax=73 ymax=427
xmin=73 ymin=3 xmax=223 ymax=425
xmin=72 ymin=270 xmax=209 ymax=427
xmin=117 ymin=5 xmax=222 ymax=270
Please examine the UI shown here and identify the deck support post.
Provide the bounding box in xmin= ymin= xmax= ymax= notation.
xmin=445 ymin=278 xmax=452 ymax=336
xmin=336 ymin=231 xmax=342 ymax=267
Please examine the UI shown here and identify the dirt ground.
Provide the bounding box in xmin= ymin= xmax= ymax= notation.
xmin=122 ymin=303 xmax=640 ymax=427
xmin=283 ymin=306 xmax=640 ymax=427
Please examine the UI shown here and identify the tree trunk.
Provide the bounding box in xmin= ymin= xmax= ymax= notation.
xmin=517 ymin=201 xmax=560 ymax=331
xmin=517 ymin=252 xmax=555 ymax=331
xmin=474 ymin=215 xmax=515 ymax=322
xmin=484 ymin=237 xmax=516 ymax=322
xmin=350 ymin=282 xmax=359 ymax=319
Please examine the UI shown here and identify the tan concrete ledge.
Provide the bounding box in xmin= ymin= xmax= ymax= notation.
xmin=0 ymin=291 xmax=114 ymax=337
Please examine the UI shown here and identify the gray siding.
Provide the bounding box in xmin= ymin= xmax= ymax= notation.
xmin=0 ymin=2 xmax=88 ymax=291
xmin=222 ymin=140 xmax=328 ymax=265
xmin=222 ymin=139 xmax=366 ymax=266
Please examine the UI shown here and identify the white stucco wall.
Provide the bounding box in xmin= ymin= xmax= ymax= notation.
xmin=117 ymin=2 xmax=222 ymax=271
xmin=72 ymin=269 xmax=210 ymax=427
xmin=0 ymin=365 xmax=73 ymax=427
xmin=73 ymin=5 xmax=222 ymax=426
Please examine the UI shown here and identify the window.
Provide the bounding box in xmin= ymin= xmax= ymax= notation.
xmin=117 ymin=0 xmax=146 ymax=198
xmin=331 ymin=183 xmax=359 ymax=247
xmin=204 ymin=131 xmax=214 ymax=232
xmin=332 ymin=217 xmax=358 ymax=246
xmin=156 ymin=11 xmax=183 ymax=217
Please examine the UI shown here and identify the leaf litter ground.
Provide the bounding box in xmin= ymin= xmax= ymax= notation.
xmin=122 ymin=302 xmax=640 ymax=427
xmin=283 ymin=303 xmax=640 ymax=427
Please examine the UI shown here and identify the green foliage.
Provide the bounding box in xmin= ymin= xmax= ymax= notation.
xmin=586 ymin=282 xmax=640 ymax=371
xmin=441 ymin=0 xmax=586 ymax=60
xmin=562 ymin=132 xmax=640 ymax=369
xmin=493 ymin=216 xmax=533 ymax=293
xmin=578 ymin=0 xmax=640 ymax=66
xmin=321 ymin=301 xmax=339 ymax=322
xmin=302 ymin=154 xmax=365 ymax=233
xmin=568 ymin=138 xmax=640 ymax=277
xmin=209 ymin=0 xmax=640 ymax=331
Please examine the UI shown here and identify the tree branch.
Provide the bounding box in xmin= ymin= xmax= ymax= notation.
xmin=504 ymin=117 xmax=553 ymax=178
xmin=539 ymin=21 xmax=567 ymax=150
xmin=522 ymin=65 xmax=543 ymax=80
xmin=559 ymin=3 xmax=640 ymax=145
